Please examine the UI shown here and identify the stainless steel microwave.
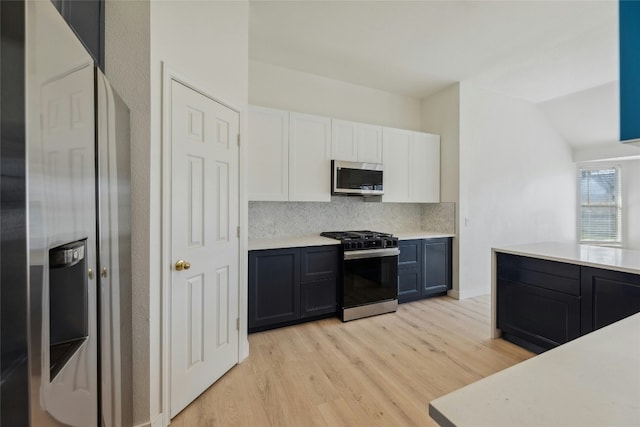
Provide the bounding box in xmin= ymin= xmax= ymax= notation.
xmin=332 ymin=160 xmax=384 ymax=196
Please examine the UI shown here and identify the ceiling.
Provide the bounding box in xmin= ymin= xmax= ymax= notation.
xmin=249 ymin=1 xmax=621 ymax=148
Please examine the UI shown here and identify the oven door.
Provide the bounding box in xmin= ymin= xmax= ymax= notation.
xmin=342 ymin=248 xmax=399 ymax=309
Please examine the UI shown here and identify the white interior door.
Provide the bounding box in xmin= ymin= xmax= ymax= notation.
xmin=170 ymin=80 xmax=240 ymax=418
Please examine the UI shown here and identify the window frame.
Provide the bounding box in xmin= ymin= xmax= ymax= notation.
xmin=577 ymin=164 xmax=623 ymax=247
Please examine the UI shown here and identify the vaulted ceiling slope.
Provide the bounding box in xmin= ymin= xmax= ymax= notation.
xmin=249 ymin=1 xmax=621 ymax=148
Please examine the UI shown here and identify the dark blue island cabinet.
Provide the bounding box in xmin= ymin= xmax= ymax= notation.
xmin=398 ymin=237 xmax=452 ymax=303
xmin=497 ymin=253 xmax=640 ymax=353
xmin=248 ymin=245 xmax=340 ymax=333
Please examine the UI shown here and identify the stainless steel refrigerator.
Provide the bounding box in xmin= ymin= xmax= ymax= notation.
xmin=26 ymin=1 xmax=132 ymax=425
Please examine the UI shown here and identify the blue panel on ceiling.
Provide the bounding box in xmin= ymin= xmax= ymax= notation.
xmin=620 ymin=0 xmax=640 ymax=141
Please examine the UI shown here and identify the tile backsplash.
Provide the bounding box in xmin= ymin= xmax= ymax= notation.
xmin=249 ymin=197 xmax=455 ymax=239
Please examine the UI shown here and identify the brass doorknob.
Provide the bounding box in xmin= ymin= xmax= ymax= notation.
xmin=175 ymin=260 xmax=191 ymax=271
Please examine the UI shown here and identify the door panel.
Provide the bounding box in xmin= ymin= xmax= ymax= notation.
xmin=170 ymin=80 xmax=239 ymax=418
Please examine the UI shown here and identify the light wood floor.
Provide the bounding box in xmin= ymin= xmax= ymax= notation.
xmin=171 ymin=295 xmax=533 ymax=427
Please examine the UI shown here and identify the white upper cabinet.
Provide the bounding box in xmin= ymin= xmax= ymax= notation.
xmin=382 ymin=127 xmax=412 ymax=202
xmin=248 ymin=106 xmax=289 ymax=201
xmin=331 ymin=119 xmax=358 ymax=162
xmin=357 ymin=123 xmax=383 ymax=163
xmin=382 ymin=127 xmax=440 ymax=203
xmin=289 ymin=112 xmax=331 ymax=202
xmin=249 ymin=105 xmax=439 ymax=204
xmin=411 ymin=132 xmax=440 ymax=203
xmin=331 ymin=119 xmax=383 ymax=164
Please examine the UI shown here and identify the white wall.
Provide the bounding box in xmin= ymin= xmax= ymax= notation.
xmin=458 ymin=82 xmax=576 ymax=297
xmin=104 ymin=1 xmax=151 ymax=424
xmin=625 ymin=159 xmax=640 ymax=249
xmin=249 ymin=60 xmax=422 ymax=131
xmin=421 ymin=84 xmax=461 ymax=294
xmin=106 ymin=1 xmax=249 ymax=426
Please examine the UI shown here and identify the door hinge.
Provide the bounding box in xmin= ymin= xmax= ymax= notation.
xmin=236 ymin=318 xmax=240 ymax=331
xmin=237 ymin=226 xmax=240 ymax=238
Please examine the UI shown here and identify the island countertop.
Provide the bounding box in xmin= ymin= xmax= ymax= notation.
xmin=492 ymin=241 xmax=640 ymax=275
xmin=429 ymin=312 xmax=640 ymax=427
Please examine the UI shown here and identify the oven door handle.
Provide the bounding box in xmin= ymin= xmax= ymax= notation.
xmin=343 ymin=248 xmax=400 ymax=260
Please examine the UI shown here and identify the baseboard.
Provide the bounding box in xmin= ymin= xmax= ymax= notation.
xmin=151 ymin=413 xmax=166 ymax=427
xmin=448 ymin=288 xmax=489 ymax=300
xmin=134 ymin=413 xmax=165 ymax=427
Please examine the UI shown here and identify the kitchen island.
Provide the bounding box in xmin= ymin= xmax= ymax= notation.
xmin=429 ymin=311 xmax=640 ymax=427
xmin=491 ymin=242 xmax=640 ymax=343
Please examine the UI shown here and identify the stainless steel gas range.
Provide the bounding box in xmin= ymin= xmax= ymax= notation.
xmin=321 ymin=231 xmax=399 ymax=321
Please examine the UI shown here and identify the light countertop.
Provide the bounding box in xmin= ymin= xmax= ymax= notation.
xmin=249 ymin=231 xmax=455 ymax=251
xmin=393 ymin=231 xmax=455 ymax=240
xmin=492 ymin=241 xmax=640 ymax=275
xmin=429 ymin=312 xmax=640 ymax=427
xmin=249 ymin=235 xmax=340 ymax=251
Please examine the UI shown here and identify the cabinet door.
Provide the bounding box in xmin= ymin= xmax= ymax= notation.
xmin=498 ymin=279 xmax=580 ymax=352
xmin=357 ymin=123 xmax=383 ymax=163
xmin=382 ymin=127 xmax=412 ymax=202
xmin=301 ymin=279 xmax=337 ymax=318
xmin=300 ymin=246 xmax=339 ymax=317
xmin=248 ymin=249 xmax=300 ymax=331
xmin=289 ymin=112 xmax=331 ymax=202
xmin=580 ymin=267 xmax=640 ymax=334
xmin=422 ymin=238 xmax=451 ymax=297
xmin=398 ymin=240 xmax=422 ymax=303
xmin=331 ymin=119 xmax=358 ymax=162
xmin=301 ymin=246 xmax=339 ymax=283
xmin=248 ymin=106 xmax=289 ymax=201
xmin=411 ymin=132 xmax=440 ymax=203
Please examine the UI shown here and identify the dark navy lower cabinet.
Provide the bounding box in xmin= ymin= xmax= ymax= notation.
xmin=422 ymin=238 xmax=452 ymax=297
xmin=498 ymin=278 xmax=581 ymax=352
xmin=249 ymin=245 xmax=339 ymax=332
xmin=248 ymin=248 xmax=301 ymax=331
xmin=398 ymin=237 xmax=452 ymax=304
xmin=580 ymin=267 xmax=640 ymax=334
xmin=398 ymin=240 xmax=422 ymax=302
xmin=497 ymin=253 xmax=640 ymax=354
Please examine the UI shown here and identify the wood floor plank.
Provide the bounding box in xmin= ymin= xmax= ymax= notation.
xmin=171 ymin=295 xmax=533 ymax=426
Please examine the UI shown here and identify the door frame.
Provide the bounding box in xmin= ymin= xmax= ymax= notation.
xmin=160 ymin=62 xmax=249 ymax=426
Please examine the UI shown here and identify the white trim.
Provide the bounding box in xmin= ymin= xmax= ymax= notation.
xmin=133 ymin=413 xmax=164 ymax=427
xmin=160 ymin=62 xmax=248 ymax=426
xmin=449 ymin=287 xmax=490 ymax=300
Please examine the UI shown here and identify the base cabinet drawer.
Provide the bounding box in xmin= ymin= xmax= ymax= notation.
xmin=249 ymin=245 xmax=339 ymax=332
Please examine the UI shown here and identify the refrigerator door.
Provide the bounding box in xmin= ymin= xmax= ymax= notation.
xmin=96 ymin=69 xmax=133 ymax=427
xmin=26 ymin=0 xmax=98 ymax=425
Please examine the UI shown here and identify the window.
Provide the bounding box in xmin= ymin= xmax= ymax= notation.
xmin=579 ymin=166 xmax=621 ymax=245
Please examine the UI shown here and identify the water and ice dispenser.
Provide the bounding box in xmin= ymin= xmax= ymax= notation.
xmin=48 ymin=239 xmax=88 ymax=379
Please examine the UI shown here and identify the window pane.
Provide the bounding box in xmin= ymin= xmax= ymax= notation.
xmin=579 ymin=167 xmax=621 ymax=244
xmin=580 ymin=206 xmax=619 ymax=242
